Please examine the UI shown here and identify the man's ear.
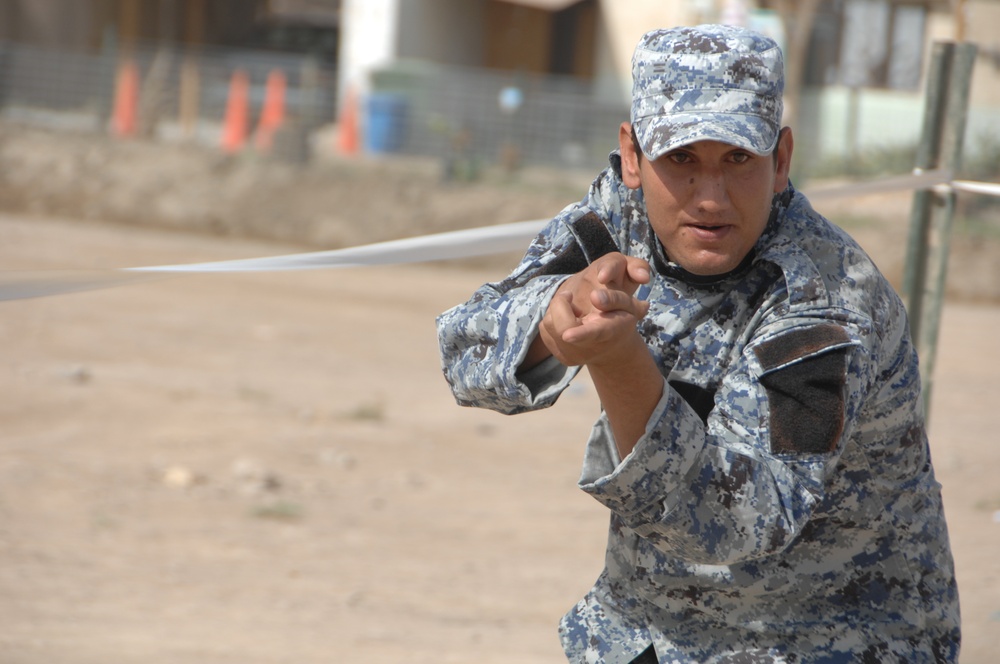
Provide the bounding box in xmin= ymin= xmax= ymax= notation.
xmin=618 ymin=122 xmax=643 ymax=190
xmin=773 ymin=127 xmax=794 ymax=193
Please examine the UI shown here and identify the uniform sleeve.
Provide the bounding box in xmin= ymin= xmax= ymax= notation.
xmin=579 ymin=314 xmax=875 ymax=565
xmin=436 ymin=271 xmax=573 ymax=415
xmin=436 ymin=171 xmax=624 ymax=415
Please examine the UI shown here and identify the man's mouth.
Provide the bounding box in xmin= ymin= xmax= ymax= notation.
xmin=688 ymin=223 xmax=731 ymax=239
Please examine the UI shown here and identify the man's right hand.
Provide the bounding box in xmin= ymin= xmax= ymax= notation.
xmin=522 ymin=252 xmax=651 ymax=369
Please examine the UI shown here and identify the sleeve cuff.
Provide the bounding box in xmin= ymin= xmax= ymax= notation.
xmin=516 ymin=354 xmax=570 ymax=399
xmin=579 ymin=381 xmax=707 ymax=519
xmin=503 ymin=274 xmax=578 ymax=405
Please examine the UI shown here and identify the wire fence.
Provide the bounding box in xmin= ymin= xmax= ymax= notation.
xmin=0 ymin=39 xmax=338 ymax=143
xmin=0 ymin=38 xmax=628 ymax=172
xmin=1 ymin=38 xmax=998 ymax=179
xmin=369 ymin=59 xmax=630 ymax=172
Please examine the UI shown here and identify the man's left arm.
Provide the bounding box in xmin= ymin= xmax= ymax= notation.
xmin=579 ymin=316 xmax=873 ymax=565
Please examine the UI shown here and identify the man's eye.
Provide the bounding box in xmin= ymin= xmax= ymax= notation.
xmin=730 ymin=152 xmax=751 ymax=164
xmin=668 ymin=152 xmax=692 ymax=164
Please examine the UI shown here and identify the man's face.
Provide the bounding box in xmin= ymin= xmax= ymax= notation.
xmin=619 ymin=125 xmax=793 ymax=276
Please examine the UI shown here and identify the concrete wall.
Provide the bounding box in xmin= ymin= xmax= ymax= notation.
xmin=0 ymin=0 xmax=98 ymax=50
xmin=337 ymin=0 xmax=729 ymax=108
xmin=339 ymin=0 xmax=400 ymax=98
xmin=808 ymin=86 xmax=925 ymax=158
xmin=337 ymin=0 xmax=489 ymax=105
xmin=800 ymin=85 xmax=1000 ymax=164
xmin=336 ymin=0 xmax=1000 ymax=163
xmin=396 ymin=0 xmax=486 ymax=67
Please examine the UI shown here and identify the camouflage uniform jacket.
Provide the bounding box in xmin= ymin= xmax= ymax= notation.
xmin=436 ymin=153 xmax=961 ymax=663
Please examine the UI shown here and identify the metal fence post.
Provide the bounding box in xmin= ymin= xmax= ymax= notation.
xmin=903 ymin=42 xmax=952 ymax=336
xmin=902 ymin=41 xmax=977 ymax=416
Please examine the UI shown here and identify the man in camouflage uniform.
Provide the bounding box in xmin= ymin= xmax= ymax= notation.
xmin=436 ymin=25 xmax=960 ymax=663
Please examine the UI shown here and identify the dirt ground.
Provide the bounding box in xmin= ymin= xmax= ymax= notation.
xmin=0 ymin=126 xmax=998 ymax=663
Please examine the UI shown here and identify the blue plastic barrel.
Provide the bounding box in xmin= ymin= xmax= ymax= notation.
xmin=365 ymin=93 xmax=407 ymax=153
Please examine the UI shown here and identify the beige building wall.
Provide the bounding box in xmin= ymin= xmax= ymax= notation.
xmin=593 ymin=0 xmax=704 ymax=101
xmin=589 ymin=0 xmax=748 ymax=104
xmin=966 ymin=1 xmax=1000 ymax=108
xmin=595 ymin=0 xmax=732 ymax=101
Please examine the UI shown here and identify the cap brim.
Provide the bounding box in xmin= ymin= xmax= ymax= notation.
xmin=635 ymin=112 xmax=779 ymax=160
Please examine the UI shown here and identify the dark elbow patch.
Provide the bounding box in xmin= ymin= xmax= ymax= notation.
xmin=754 ymin=325 xmax=851 ymax=456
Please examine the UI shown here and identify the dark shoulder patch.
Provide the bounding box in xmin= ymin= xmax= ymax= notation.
xmin=535 ymin=211 xmax=618 ymax=278
xmin=754 ymin=324 xmax=851 ymax=456
xmin=535 ymin=242 xmax=589 ymax=277
xmin=570 ymin=211 xmax=619 ymax=264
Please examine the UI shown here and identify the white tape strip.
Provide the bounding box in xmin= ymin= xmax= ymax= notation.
xmin=0 ymin=220 xmax=547 ymax=301
xmin=0 ymin=270 xmax=168 ymax=302
xmin=125 ymin=219 xmax=548 ymax=273
xmin=952 ymin=180 xmax=1000 ymax=198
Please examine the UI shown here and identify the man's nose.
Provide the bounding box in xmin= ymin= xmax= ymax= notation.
xmin=694 ymin=169 xmax=730 ymax=212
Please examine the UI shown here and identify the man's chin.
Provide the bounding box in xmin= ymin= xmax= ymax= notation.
xmin=678 ymin=253 xmax=742 ymax=277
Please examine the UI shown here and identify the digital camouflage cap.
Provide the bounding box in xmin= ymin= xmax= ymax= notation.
xmin=631 ymin=24 xmax=784 ymax=159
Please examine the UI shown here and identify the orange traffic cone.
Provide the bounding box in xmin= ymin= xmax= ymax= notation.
xmin=255 ymin=69 xmax=286 ymax=152
xmin=221 ymin=69 xmax=250 ymax=153
xmin=336 ymin=86 xmax=359 ymax=155
xmin=110 ymin=59 xmax=139 ymax=138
